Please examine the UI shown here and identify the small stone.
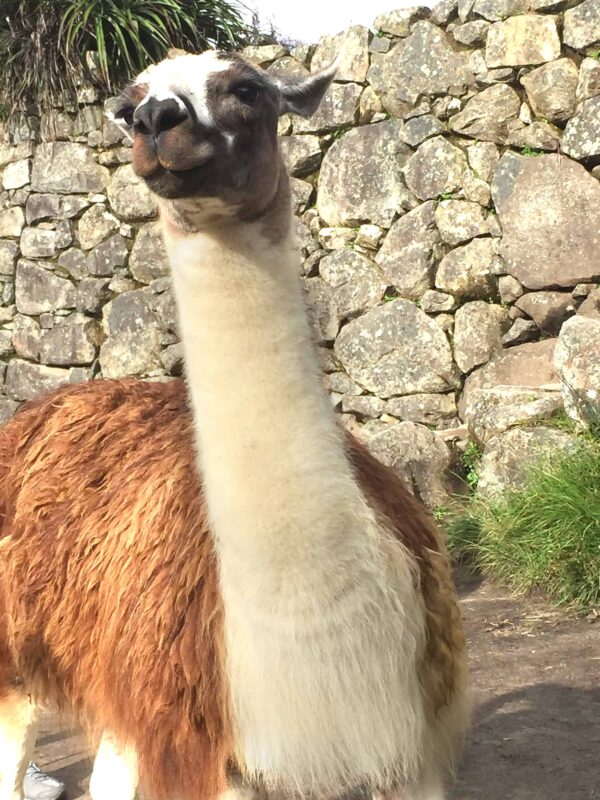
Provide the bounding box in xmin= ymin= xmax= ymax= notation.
xmin=358 ymin=86 xmax=384 ymax=124
xmin=434 ymin=200 xmax=489 ymax=245
xmin=367 ymin=22 xmax=475 ymax=112
xmin=341 ymin=394 xmax=386 ymax=418
xmin=404 ymin=136 xmax=467 ymax=201
xmin=290 ymin=44 xmax=314 ymax=66
xmin=515 ymin=291 xmax=575 ymax=334
xmin=520 ymin=58 xmax=579 ymax=124
xmin=506 ymin=121 xmax=561 ymax=152
xmin=369 ymin=36 xmax=391 ymax=54
xmin=462 ymin=169 xmax=492 ymax=206
xmin=129 ymin=223 xmax=169 ymax=283
xmin=366 ymin=421 xmax=456 ymax=509
xmin=88 ymin=234 xmax=128 ymax=276
xmin=317 ymin=121 xmax=412 ymax=228
xmin=108 ymin=277 xmax=136 ymax=293
xmin=467 ymin=141 xmax=500 ymax=182
xmin=376 ymin=202 xmax=439 ymax=300
xmin=294 ymin=83 xmax=362 ymax=135
xmin=573 ymin=282 xmax=595 ymax=298
xmin=420 ymin=290 xmax=457 ymax=313
xmin=449 ymin=84 xmax=521 ymax=144
xmin=0 ymin=142 xmax=34 ymax=168
xmin=492 ymin=152 xmax=600 ymax=289
xmin=453 ymin=301 xmax=509 ymax=373
xmin=502 ymin=317 xmax=539 ymax=346
xmin=576 ymin=57 xmax=600 ymax=103
xmin=99 ymin=289 xmax=163 ymax=378
xmin=555 ymin=315 xmax=600 ymax=424
xmin=401 ymin=115 xmax=446 ymax=147
xmin=20 ymin=227 xmax=61 ymax=259
xmin=75 ymin=277 xmax=111 ymax=313
xmin=478 ymin=426 xmax=577 ymax=497
xmin=78 ymin=204 xmax=120 ymax=250
xmin=485 ymin=16 xmax=561 ymax=68
xmin=452 ymin=20 xmax=490 ymax=45
xmin=385 ymin=393 xmax=457 ymax=427
xmin=107 ymin=164 xmax=157 ymax=220
xmin=304 ymin=277 xmax=338 ymax=342
xmin=311 ymin=26 xmax=370 ymax=83
xmin=290 ymin=178 xmax=313 ymax=214
xmin=0 ymin=207 xmax=25 ymax=238
xmin=318 ymin=227 xmax=356 ymax=250
xmin=2 ymin=159 xmax=31 ymax=190
xmin=241 ymin=44 xmax=287 ymax=67
xmin=319 ymin=249 xmax=385 ymax=320
xmin=465 ymin=385 xmax=563 ymax=445
xmin=355 ymin=224 xmax=384 ymax=250
xmin=11 ymin=314 xmax=41 ymax=359
xmin=499 ymin=274 xmax=523 ymax=303
xmin=15 ymin=260 xmax=75 ymax=314
xmin=432 ymin=0 xmax=459 ymax=22
xmin=562 ymin=97 xmax=600 ymax=160
xmin=58 ymin=248 xmax=88 ymax=280
xmin=334 ymin=298 xmax=459 ymax=397
xmin=267 ymin=57 xmax=310 ymax=82
xmin=577 ymin=288 xmax=600 ymax=320
xmin=280 ymin=135 xmax=322 ymax=178
xmin=436 ymin=237 xmax=497 ymax=299
xmin=31 ymin=142 xmax=109 ymax=194
xmin=37 ymin=312 xmax=100 ymax=366
xmin=0 ymin=241 xmax=18 ymax=276
xmin=4 ymin=359 xmax=88 ymax=402
xmin=160 ymin=342 xmax=184 ymax=376
xmin=563 ymin=0 xmax=600 ymax=51
xmin=374 ymin=6 xmax=431 ymax=37
xmin=459 ymin=338 xmax=559 ymax=418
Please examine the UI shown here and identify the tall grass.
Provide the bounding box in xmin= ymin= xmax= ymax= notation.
xmin=0 ymin=0 xmax=251 ymax=113
xmin=446 ymin=439 xmax=600 ymax=611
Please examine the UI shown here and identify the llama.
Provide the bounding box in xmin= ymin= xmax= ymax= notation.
xmin=0 ymin=51 xmax=468 ymax=800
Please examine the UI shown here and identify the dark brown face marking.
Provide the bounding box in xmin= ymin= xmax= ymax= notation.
xmin=115 ymin=51 xmax=334 ymax=224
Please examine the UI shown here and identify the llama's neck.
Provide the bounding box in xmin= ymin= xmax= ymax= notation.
xmin=161 ymin=197 xmax=427 ymax=797
xmin=162 ymin=204 xmax=371 ymax=598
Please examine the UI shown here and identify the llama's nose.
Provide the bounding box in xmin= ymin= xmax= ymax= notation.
xmin=133 ymin=97 xmax=189 ymax=138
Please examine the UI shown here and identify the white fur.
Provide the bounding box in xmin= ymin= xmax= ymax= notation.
xmin=136 ymin=52 xmax=232 ymax=128
xmin=0 ymin=695 xmax=37 ymax=800
xmin=163 ymin=221 xmax=429 ymax=796
xmin=89 ymin=733 xmax=138 ymax=800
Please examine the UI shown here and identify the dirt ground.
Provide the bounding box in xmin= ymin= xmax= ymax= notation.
xmin=33 ymin=570 xmax=599 ymax=800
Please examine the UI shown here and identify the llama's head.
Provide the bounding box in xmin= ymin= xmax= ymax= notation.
xmin=114 ymin=51 xmax=334 ymax=227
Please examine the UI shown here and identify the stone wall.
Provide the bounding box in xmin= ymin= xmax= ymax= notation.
xmin=1 ymin=0 xmax=600 ymax=506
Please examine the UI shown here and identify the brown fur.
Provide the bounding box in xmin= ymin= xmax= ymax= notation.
xmin=0 ymin=379 xmax=464 ymax=800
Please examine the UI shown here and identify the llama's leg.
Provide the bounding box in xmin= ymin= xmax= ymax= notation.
xmin=0 ymin=692 xmax=38 ymax=800
xmin=89 ymin=732 xmax=138 ymax=800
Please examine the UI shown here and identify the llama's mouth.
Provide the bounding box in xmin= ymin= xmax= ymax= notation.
xmin=132 ymin=131 xmax=215 ymax=192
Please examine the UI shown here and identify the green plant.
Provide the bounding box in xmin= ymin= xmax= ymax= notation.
xmin=461 ymin=440 xmax=482 ymax=490
xmin=383 ymin=288 xmax=398 ymax=303
xmin=0 ymin=0 xmax=250 ymax=113
xmin=521 ymin=145 xmax=542 ymax=157
xmin=445 ymin=439 xmax=600 ymax=610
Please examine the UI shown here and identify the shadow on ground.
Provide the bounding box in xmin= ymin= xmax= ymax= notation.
xmin=453 ymin=683 xmax=600 ymax=800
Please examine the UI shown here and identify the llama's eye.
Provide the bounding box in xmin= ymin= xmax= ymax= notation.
xmin=115 ymin=104 xmax=135 ymax=126
xmin=231 ymin=84 xmax=259 ymax=104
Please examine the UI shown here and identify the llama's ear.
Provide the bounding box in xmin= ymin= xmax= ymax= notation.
xmin=278 ymin=62 xmax=337 ymax=118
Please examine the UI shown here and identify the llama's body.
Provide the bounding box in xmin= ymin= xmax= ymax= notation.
xmin=0 ymin=49 xmax=468 ymax=800
xmin=0 ymin=379 xmax=465 ymax=800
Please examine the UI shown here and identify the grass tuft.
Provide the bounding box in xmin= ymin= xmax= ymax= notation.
xmin=445 ymin=439 xmax=600 ymax=611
